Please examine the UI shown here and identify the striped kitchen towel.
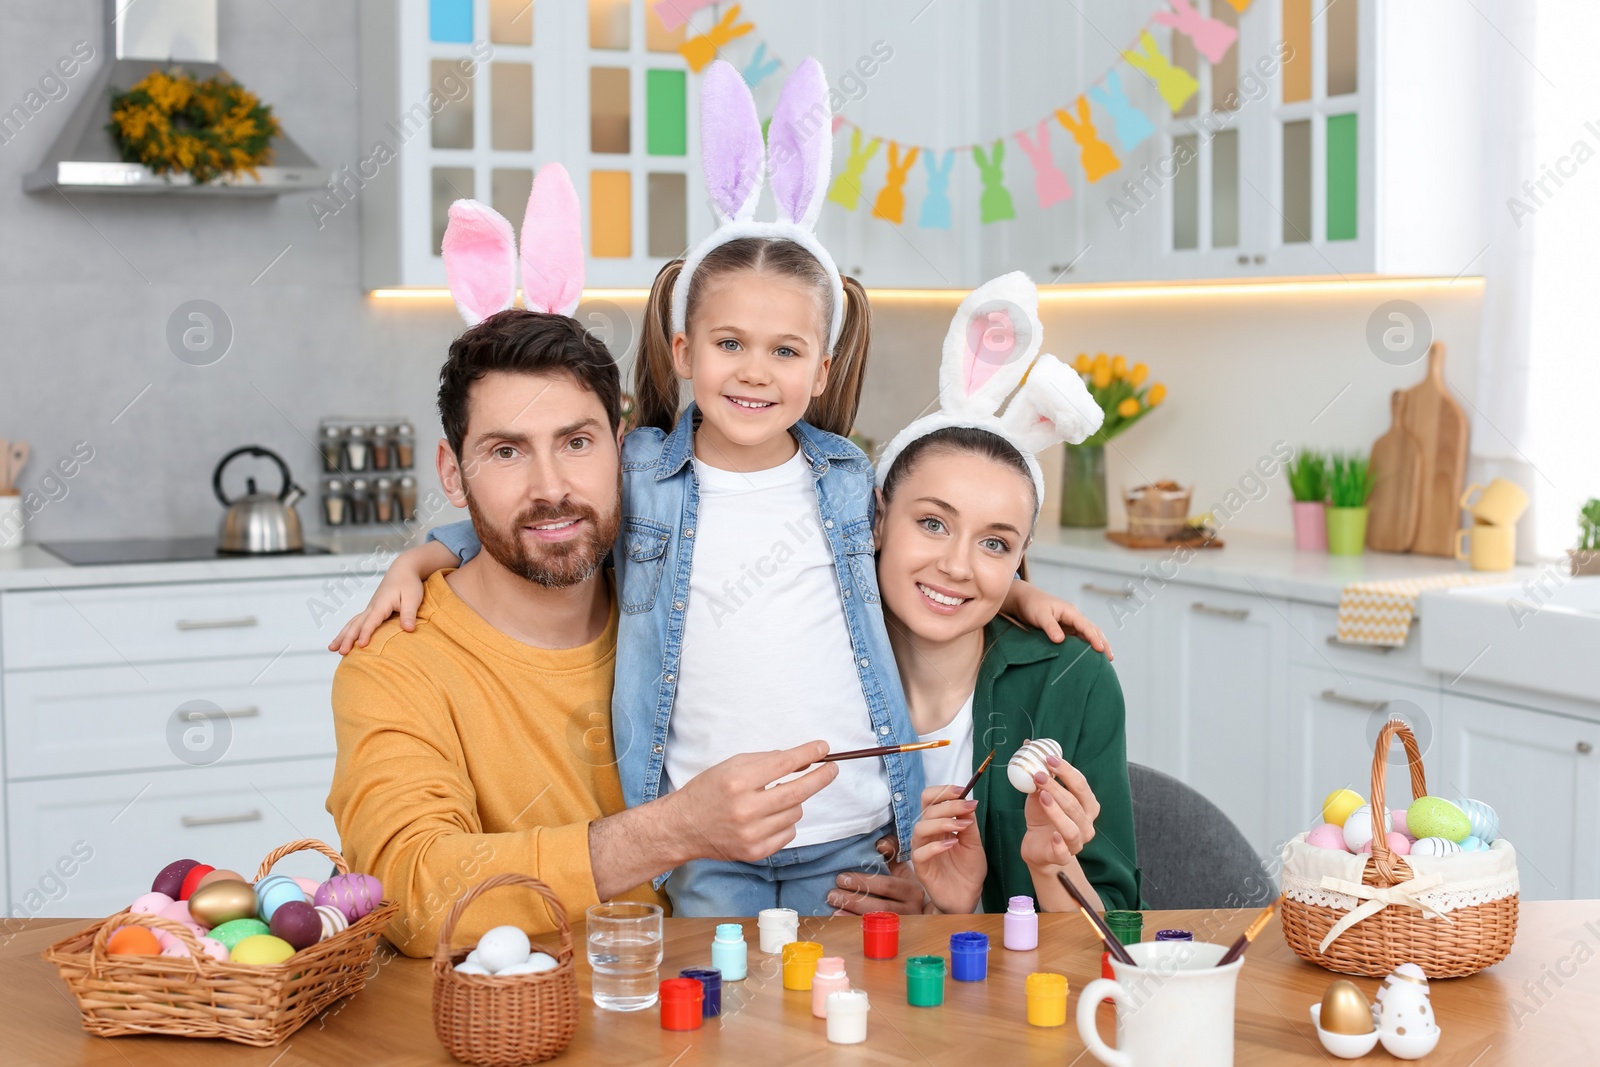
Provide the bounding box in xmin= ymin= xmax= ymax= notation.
xmin=1336 ymin=573 xmax=1506 ymax=646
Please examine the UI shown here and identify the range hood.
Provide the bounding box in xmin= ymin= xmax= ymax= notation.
xmin=24 ymin=0 xmax=323 ymax=195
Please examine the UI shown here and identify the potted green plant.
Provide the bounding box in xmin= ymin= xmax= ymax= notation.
xmin=1326 ymin=452 xmax=1376 ymax=556
xmin=1572 ymin=498 xmax=1600 ymax=577
xmin=1060 ymin=353 xmax=1166 ymax=527
xmin=1287 ymin=449 xmax=1329 ymax=552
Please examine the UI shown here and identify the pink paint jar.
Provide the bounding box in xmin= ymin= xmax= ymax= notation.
xmin=1004 ymin=895 xmax=1039 ymax=950
xmin=811 ymin=957 xmax=851 ymax=1018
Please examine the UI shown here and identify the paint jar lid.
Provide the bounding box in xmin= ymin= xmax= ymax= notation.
xmin=827 ymin=989 xmax=869 ymax=1016
xmin=1007 ymin=895 xmax=1036 ymax=915
xmin=659 ymin=977 xmax=703 ymax=1003
xmin=905 ymin=955 xmax=946 ymax=976
xmin=680 ymin=967 xmax=722 ymax=992
xmin=1025 ymin=972 xmax=1068 ymax=997
xmin=758 ymin=908 xmax=799 ymax=928
xmin=1155 ymin=929 xmax=1194 ymax=941
xmin=862 ymin=911 xmax=899 ymax=931
xmin=950 ymin=931 xmax=990 ymax=955
xmin=714 ymin=923 xmax=745 ymax=942
xmin=781 ymin=940 xmax=823 ymax=963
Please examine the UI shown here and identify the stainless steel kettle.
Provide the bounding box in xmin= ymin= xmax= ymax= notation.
xmin=214 ymin=446 xmax=305 ymax=554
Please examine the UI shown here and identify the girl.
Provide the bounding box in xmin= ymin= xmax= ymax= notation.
xmin=332 ymin=63 xmax=1107 ymax=916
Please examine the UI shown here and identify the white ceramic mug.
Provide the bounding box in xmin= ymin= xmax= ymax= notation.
xmin=1077 ymin=940 xmax=1241 ymax=1067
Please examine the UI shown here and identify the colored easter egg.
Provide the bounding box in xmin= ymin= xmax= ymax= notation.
xmin=178 ymin=864 xmax=216 ymax=901
xmin=231 ymin=934 xmax=296 ymax=965
xmin=1389 ymin=808 xmax=1410 ymax=838
xmin=1406 ymin=797 xmax=1471 ymax=843
xmin=254 ymin=874 xmax=308 ymax=922
xmin=1409 ymin=836 xmax=1463 ymax=858
xmin=1007 ymin=738 xmax=1064 ymax=794
xmin=188 ymin=879 xmax=258 ymax=928
xmin=209 ymin=917 xmax=270 ymax=951
xmin=314 ymin=904 xmax=349 ymax=940
xmin=1305 ymin=823 xmax=1349 ymax=851
xmin=152 ymin=859 xmax=201 ymax=899
xmin=158 ymin=934 xmax=226 ymax=961
xmin=1358 ymin=832 xmax=1411 ymax=857
xmin=1461 ymin=835 xmax=1486 ymax=852
xmin=292 ymin=877 xmax=321 ymax=897
xmin=129 ymin=891 xmax=173 ymax=915
xmin=158 ymin=899 xmax=206 ymax=932
xmin=1342 ymin=805 xmax=1391 ymax=853
xmin=107 ymin=926 xmax=162 ymax=955
xmin=269 ymin=900 xmax=323 ymax=951
xmin=1322 ymin=789 xmax=1365 ymax=828
xmin=475 ymin=925 xmax=532 ymax=973
xmin=314 ymin=873 xmax=384 ymax=923
xmin=196 ymin=868 xmax=245 ymax=890
xmin=1452 ymin=797 xmax=1499 ymax=844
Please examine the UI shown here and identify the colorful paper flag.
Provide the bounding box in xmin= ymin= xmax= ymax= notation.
xmin=1055 ymin=96 xmax=1121 ymax=183
xmin=1153 ymin=0 xmax=1239 ymax=64
xmin=919 ymin=150 xmax=955 ymax=229
xmin=741 ymin=41 xmax=780 ymax=89
xmin=679 ymin=5 xmax=754 ymax=73
xmin=828 ymin=128 xmax=881 ymax=211
xmin=1014 ymin=120 xmax=1074 ymax=208
xmin=871 ymin=142 xmax=920 ymax=223
xmin=1088 ymin=69 xmax=1155 ymax=152
xmin=1124 ymin=30 xmax=1198 ymax=113
xmin=971 ymin=141 xmax=1016 ymax=223
xmin=653 ymin=0 xmax=720 ymax=32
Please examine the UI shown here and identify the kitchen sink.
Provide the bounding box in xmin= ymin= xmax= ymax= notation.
xmin=1419 ymin=576 xmax=1600 ymax=704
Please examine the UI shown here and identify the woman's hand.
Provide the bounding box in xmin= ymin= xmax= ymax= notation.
xmin=1019 ymin=754 xmax=1101 ymax=869
xmin=327 ymin=541 xmax=458 ymax=654
xmin=1003 ymin=578 xmax=1112 ymax=659
xmin=827 ymin=836 xmax=934 ymax=916
xmin=906 ymin=785 xmax=987 ymax=914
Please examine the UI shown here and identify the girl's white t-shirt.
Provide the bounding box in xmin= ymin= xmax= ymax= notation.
xmin=917 ymin=693 xmax=977 ymax=794
xmin=665 ymin=449 xmax=889 ymax=849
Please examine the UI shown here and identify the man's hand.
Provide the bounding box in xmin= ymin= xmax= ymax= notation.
xmin=666 ymin=741 xmax=840 ymax=864
xmin=827 ymin=835 xmax=933 ymax=916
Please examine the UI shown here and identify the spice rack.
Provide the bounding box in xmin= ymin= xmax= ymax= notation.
xmin=317 ymin=417 xmax=418 ymax=528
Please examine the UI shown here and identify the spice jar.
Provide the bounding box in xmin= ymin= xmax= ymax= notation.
xmin=374 ymin=476 xmax=395 ymax=523
xmin=370 ymin=424 xmax=392 ymax=470
xmin=344 ymin=425 xmax=370 ymax=472
xmin=348 ymin=478 xmax=372 ymax=525
xmin=394 ymin=422 xmax=415 ymax=468
xmin=322 ymin=478 xmax=347 ymax=526
xmin=320 ymin=425 xmax=344 ymax=472
xmin=396 ymin=474 xmax=417 ymax=521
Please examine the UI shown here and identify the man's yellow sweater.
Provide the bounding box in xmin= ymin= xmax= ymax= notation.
xmin=327 ymin=570 xmax=667 ymax=957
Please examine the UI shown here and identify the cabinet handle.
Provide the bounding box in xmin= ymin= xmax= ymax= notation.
xmin=1326 ymin=636 xmax=1396 ymax=654
xmin=1579 ymin=741 xmax=1594 ymax=755
xmin=176 ymin=615 xmax=259 ymax=631
xmin=1192 ymin=602 xmax=1249 ymax=620
xmin=1082 ymin=582 xmax=1133 ymax=600
xmin=181 ymin=809 xmax=262 ymax=828
xmin=1253 ymin=254 xmax=1266 ymax=264
xmin=1236 ymin=254 xmax=1250 ymax=265
xmin=181 ymin=705 xmax=261 ymax=721
xmin=1319 ymin=689 xmax=1390 ymax=712
xmin=1049 ymin=262 xmax=1074 ymax=275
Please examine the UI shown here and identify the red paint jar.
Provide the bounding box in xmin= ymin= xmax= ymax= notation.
xmin=659 ymin=978 xmax=704 ymax=1031
xmin=862 ymin=912 xmax=899 ymax=960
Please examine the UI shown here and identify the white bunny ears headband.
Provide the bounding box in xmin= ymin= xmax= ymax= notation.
xmin=671 ymin=57 xmax=845 ymax=349
xmin=875 ymin=272 xmax=1105 ymax=520
xmin=440 ymin=162 xmax=584 ymax=326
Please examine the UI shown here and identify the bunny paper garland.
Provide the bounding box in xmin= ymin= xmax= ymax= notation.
xmin=875 ymin=272 xmax=1104 ymax=518
xmin=440 ymin=162 xmax=584 ymax=326
xmin=671 ymin=57 xmax=847 ymax=349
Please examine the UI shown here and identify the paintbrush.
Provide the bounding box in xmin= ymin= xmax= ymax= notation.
xmin=1216 ymin=895 xmax=1283 ymax=966
xmin=1055 ymin=871 xmax=1136 ymax=966
xmin=955 ymin=749 xmax=996 ymax=800
xmin=819 ymin=739 xmax=951 ymax=763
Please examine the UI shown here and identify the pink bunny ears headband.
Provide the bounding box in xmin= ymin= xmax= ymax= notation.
xmin=441 ymin=162 xmax=585 ymax=326
xmin=875 ymin=272 xmax=1105 ymax=520
xmin=671 ymin=57 xmax=846 ymax=349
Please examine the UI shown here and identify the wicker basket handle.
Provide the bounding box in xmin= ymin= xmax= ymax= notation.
xmin=1367 ymin=718 xmax=1428 ymax=885
xmin=432 ymin=873 xmax=574 ymax=967
xmin=87 ymin=911 xmax=209 ymax=978
xmin=252 ymin=838 xmax=350 ymax=882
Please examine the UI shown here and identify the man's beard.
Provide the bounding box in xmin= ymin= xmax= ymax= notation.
xmin=464 ymin=491 xmax=620 ymax=589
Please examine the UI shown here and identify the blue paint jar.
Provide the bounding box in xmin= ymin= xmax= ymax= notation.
xmin=950 ymin=931 xmax=990 ymax=982
xmin=680 ymin=967 xmax=722 ymax=1017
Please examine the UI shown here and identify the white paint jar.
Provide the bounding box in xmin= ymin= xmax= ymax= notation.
xmin=825 ymin=990 xmax=869 ymax=1044
xmin=757 ymin=908 xmax=798 ymax=954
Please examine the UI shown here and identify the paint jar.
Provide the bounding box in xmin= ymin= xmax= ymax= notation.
xmin=1155 ymin=929 xmax=1194 ymax=942
xmin=1025 ymin=972 xmax=1069 ymax=1027
xmin=1101 ymin=951 xmax=1116 ymax=1002
xmin=1105 ymin=910 xmax=1144 ymax=946
xmin=680 ymin=968 xmax=721 ymax=1018
xmin=950 ymin=931 xmax=989 ymax=982
xmin=862 ymin=911 xmax=899 ymax=959
xmin=1004 ymin=895 xmax=1039 ymax=950
xmin=781 ymin=941 xmax=824 ymax=990
xmin=826 ymin=990 xmax=870 ymax=1044
xmin=905 ymin=955 xmax=946 ymax=1007
xmin=658 ymin=977 xmax=703 ymax=1031
xmin=758 ymin=907 xmax=799 ymax=953
xmin=711 ymin=923 xmax=747 ymax=981
xmin=811 ymin=957 xmax=851 ymax=1018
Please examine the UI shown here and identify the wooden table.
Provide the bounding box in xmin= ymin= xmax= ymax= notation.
xmin=6 ymin=904 xmax=1598 ymax=1065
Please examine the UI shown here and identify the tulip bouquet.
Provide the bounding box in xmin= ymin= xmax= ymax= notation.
xmin=1070 ymin=352 xmax=1166 ymax=446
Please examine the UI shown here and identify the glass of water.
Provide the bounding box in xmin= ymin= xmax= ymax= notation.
xmin=585 ymin=901 xmax=664 ymax=1011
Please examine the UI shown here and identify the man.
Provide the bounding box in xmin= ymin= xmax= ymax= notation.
xmin=327 ymin=311 xmax=838 ymax=956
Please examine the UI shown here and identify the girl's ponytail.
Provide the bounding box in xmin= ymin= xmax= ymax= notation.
xmin=634 ymin=258 xmax=685 ymax=433
xmin=803 ymin=273 xmax=871 ymax=438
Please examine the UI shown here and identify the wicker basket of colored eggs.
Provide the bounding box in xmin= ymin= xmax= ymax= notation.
xmin=432 ymin=873 xmax=579 ymax=1066
xmin=1279 ymin=720 xmax=1518 ymax=978
xmin=41 ymin=838 xmax=396 ymax=1046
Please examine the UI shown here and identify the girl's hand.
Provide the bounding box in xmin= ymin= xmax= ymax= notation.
xmin=907 ymin=785 xmax=987 ymax=914
xmin=1003 ymin=578 xmax=1112 ymax=659
xmin=1019 ymin=754 xmax=1101 ymax=870
xmin=327 ymin=541 xmax=458 ymax=654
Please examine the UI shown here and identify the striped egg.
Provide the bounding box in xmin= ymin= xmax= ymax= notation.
xmin=254 ymin=874 xmax=308 ymax=922
xmin=315 ymin=903 xmax=350 ymax=940
xmin=1007 ymin=738 xmax=1064 ymax=794
xmin=1408 ymin=836 xmax=1463 ymax=858
xmin=1452 ymin=797 xmax=1499 ymax=844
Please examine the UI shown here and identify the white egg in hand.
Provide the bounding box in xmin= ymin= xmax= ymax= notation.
xmin=475 ymin=925 xmax=532 ymax=974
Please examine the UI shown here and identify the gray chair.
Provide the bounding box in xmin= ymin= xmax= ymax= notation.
xmin=1128 ymin=763 xmax=1276 ymax=910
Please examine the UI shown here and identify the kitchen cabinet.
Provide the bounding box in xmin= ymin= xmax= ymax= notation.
xmin=1441 ymin=693 xmax=1600 ymax=902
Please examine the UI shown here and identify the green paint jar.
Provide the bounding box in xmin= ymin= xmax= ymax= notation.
xmin=905 ymin=955 xmax=946 ymax=1007
xmin=1104 ymin=910 xmax=1144 ymax=947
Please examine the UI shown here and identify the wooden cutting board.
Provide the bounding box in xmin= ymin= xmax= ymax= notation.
xmin=1365 ymin=390 xmax=1423 ymax=553
xmin=1398 ymin=341 xmax=1469 ymax=557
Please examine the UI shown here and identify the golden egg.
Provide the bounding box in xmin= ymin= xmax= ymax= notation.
xmin=187 ymin=879 xmax=258 ymax=928
xmin=1319 ymin=979 xmax=1375 ymax=1035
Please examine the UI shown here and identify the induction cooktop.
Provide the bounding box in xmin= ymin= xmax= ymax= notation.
xmin=40 ymin=536 xmax=333 ymax=566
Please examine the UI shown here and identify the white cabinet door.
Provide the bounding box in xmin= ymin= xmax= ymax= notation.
xmin=1024 ymin=561 xmax=1158 ymax=772
xmin=7 ymin=758 xmax=339 ymax=920
xmin=1441 ymin=694 xmax=1600 ymax=902
xmin=1157 ymin=585 xmax=1290 ymax=856
xmin=1286 ymin=664 xmax=1442 ymax=836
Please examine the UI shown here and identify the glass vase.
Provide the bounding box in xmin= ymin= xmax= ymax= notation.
xmin=1060 ymin=444 xmax=1108 ymax=528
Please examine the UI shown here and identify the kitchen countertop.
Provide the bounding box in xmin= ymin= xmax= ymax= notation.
xmin=1025 ymin=525 xmax=1544 ymax=610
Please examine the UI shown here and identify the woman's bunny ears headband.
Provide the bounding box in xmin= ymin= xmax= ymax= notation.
xmin=875 ymin=272 xmax=1106 ymax=521
xmin=441 ymin=161 xmax=584 ymax=326
xmin=671 ymin=58 xmax=846 ymax=349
